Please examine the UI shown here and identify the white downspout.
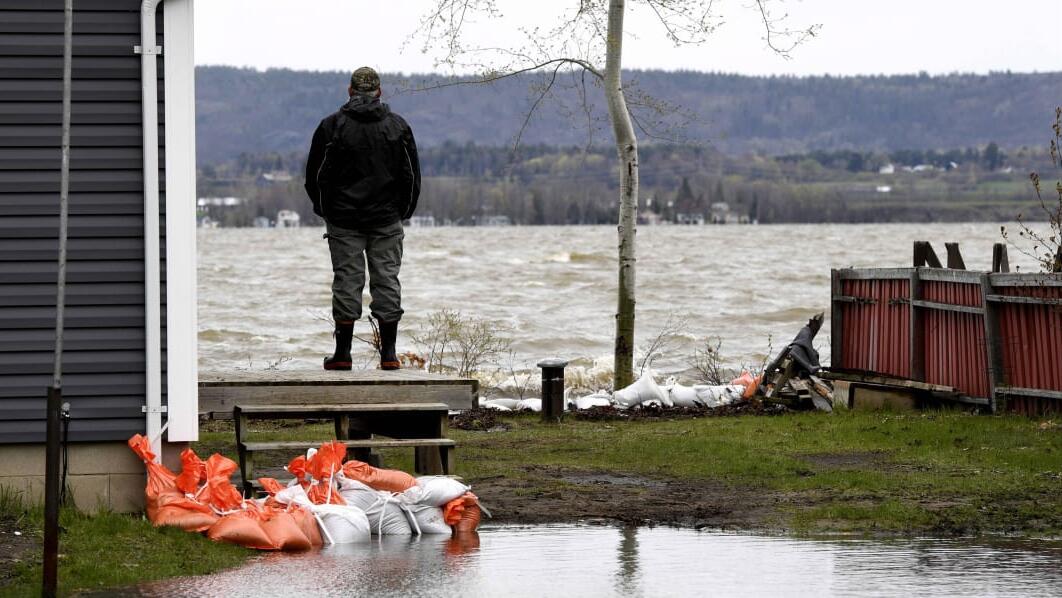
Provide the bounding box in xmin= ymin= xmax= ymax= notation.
xmin=139 ymin=0 xmax=165 ymax=460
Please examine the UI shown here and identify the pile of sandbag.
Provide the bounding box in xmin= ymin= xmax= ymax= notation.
xmin=479 ymin=370 xmax=761 ymax=412
xmin=128 ymin=436 xmax=483 ymax=551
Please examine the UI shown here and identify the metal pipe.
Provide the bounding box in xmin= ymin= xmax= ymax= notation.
xmin=537 ymin=358 xmax=569 ymax=423
xmin=140 ymin=0 xmax=164 ymax=460
xmin=44 ymin=2 xmax=74 ymax=593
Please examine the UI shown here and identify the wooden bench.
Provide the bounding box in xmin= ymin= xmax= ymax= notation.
xmin=234 ymin=402 xmax=455 ymax=496
xmin=199 ymin=369 xmax=479 ymax=419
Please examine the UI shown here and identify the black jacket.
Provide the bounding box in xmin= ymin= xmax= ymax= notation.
xmin=304 ymin=95 xmax=420 ymax=229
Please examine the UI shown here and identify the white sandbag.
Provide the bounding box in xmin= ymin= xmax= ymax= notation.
xmin=409 ymin=505 xmax=451 ymax=535
xmin=516 ymin=398 xmax=542 ymax=412
xmin=310 ymin=504 xmax=371 ymax=544
xmin=612 ymin=372 xmax=669 ymax=409
xmin=667 ymin=383 xmax=701 ymax=408
xmin=484 ymin=398 xmax=520 ymax=410
xmin=572 ymin=393 xmax=612 ymax=410
xmin=412 ymin=476 xmax=470 ymax=507
xmin=273 ymin=483 xmax=314 ymax=508
xmin=338 ymin=477 xmax=413 ymax=536
xmin=693 ymin=384 xmax=746 ymax=408
xmin=482 ymin=400 xmax=514 ymax=411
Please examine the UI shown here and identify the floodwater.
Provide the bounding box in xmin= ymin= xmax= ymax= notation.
xmin=198 ymin=223 xmax=1038 ymax=383
xmin=133 ymin=524 xmax=1062 ymax=597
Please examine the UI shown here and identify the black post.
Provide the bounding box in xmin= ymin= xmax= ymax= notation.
xmin=43 ymin=386 xmax=62 ymax=598
xmin=537 ymin=359 xmax=568 ymax=423
xmin=44 ymin=0 xmax=73 ymax=594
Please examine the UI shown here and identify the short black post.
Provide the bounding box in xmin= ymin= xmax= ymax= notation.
xmin=537 ymin=358 xmax=568 ymax=423
xmin=43 ymin=386 xmax=62 ymax=598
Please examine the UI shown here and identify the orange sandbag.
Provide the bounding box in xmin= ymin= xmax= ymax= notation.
xmin=342 ymin=460 xmax=417 ymax=493
xmin=203 ymin=453 xmax=244 ymax=511
xmin=289 ymin=505 xmax=324 ymax=548
xmin=730 ymin=371 xmax=763 ymax=399
xmin=442 ymin=492 xmax=481 ymax=532
xmin=304 ymin=442 xmax=347 ymax=505
xmin=454 ymin=493 xmax=481 ymax=533
xmin=128 ymin=434 xmax=177 ymax=496
xmin=307 ymin=441 xmax=347 ymax=481
xmin=258 ymin=477 xmax=284 ymax=496
xmin=174 ymin=448 xmax=207 ymax=495
xmin=286 ymin=455 xmax=309 ymax=487
xmin=260 ymin=508 xmax=312 ymax=551
xmin=151 ymin=487 xmax=218 ymax=532
xmin=129 ymin=435 xmax=217 ymax=531
xmin=208 ymin=510 xmax=276 ymax=550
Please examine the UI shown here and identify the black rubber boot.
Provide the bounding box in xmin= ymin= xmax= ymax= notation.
xmin=324 ymin=320 xmax=354 ymax=371
xmin=378 ymin=319 xmax=401 ymax=370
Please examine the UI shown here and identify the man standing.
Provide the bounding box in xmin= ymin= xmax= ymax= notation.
xmin=305 ymin=67 xmax=420 ymax=370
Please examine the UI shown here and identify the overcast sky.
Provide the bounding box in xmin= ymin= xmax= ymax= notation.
xmin=195 ymin=0 xmax=1061 ymax=76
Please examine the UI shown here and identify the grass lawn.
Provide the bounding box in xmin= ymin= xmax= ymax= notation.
xmin=0 ymin=491 xmax=250 ymax=597
xmin=199 ymin=408 xmax=1062 ymax=536
xmin=3 ymin=408 xmax=1057 ymax=595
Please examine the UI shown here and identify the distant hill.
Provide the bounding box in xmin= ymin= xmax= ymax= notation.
xmin=195 ymin=66 xmax=1062 ymax=165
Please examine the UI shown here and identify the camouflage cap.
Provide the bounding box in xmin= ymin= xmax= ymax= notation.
xmin=350 ymin=66 xmax=381 ymax=93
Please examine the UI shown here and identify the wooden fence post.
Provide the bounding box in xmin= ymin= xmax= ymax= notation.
xmin=909 ymin=268 xmax=924 ymax=381
xmin=830 ymin=269 xmax=843 ymax=369
xmin=914 ymin=241 xmax=942 ymax=268
xmin=992 ymin=244 xmax=1010 ymax=273
xmin=980 ymin=273 xmax=1005 ymax=413
xmin=945 ymin=243 xmax=966 ymax=270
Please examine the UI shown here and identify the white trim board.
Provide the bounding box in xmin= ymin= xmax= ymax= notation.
xmin=163 ymin=0 xmax=199 ymax=441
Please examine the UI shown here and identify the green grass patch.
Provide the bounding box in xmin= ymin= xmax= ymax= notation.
xmin=195 ymin=410 xmax=1062 ymax=536
xmin=0 ymin=488 xmax=249 ymax=597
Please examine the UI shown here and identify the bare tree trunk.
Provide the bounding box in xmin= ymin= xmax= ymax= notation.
xmin=605 ymin=0 xmax=639 ymax=390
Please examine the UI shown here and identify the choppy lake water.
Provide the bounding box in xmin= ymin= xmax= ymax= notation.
xmin=198 ymin=223 xmax=1035 ymax=385
xmin=133 ymin=525 xmax=1062 ymax=597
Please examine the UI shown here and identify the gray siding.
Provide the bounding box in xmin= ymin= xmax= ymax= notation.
xmin=0 ymin=1 xmax=166 ymax=443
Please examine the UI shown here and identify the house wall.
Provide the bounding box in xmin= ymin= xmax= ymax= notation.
xmin=0 ymin=0 xmax=195 ymax=511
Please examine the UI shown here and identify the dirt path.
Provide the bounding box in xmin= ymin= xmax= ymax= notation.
xmin=471 ymin=465 xmax=793 ymax=530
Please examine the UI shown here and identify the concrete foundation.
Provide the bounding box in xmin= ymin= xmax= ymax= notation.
xmin=0 ymin=441 xmax=188 ymax=513
xmin=850 ymin=384 xmax=918 ymax=410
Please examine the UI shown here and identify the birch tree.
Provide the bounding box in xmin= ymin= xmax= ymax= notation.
xmin=414 ymin=0 xmax=817 ymax=389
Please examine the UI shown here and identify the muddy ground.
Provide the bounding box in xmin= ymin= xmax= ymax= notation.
xmin=470 ymin=465 xmax=790 ymax=530
xmin=0 ymin=518 xmax=36 ymax=587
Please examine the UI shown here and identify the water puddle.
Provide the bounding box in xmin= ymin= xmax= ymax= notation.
xmin=122 ymin=524 xmax=1062 ymax=597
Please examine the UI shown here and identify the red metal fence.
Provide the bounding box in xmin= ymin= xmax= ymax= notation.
xmin=831 ymin=268 xmax=1062 ymax=415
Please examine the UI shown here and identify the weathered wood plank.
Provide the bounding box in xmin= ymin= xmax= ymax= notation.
xmin=985 ymin=294 xmax=1062 ymax=306
xmin=995 ymin=386 xmax=1062 ymax=401
xmin=236 ymin=402 xmax=449 ymax=414
xmin=200 ymin=383 xmax=475 ymax=416
xmin=820 ymin=369 xmax=956 ymax=393
xmin=242 ymin=438 xmax=456 ymax=451
xmin=910 ymin=299 xmax=984 ymax=315
xmin=837 ymin=268 xmax=911 ymax=280
xmin=989 ymin=273 xmax=1062 ymax=287
xmin=918 ymin=268 xmax=983 ymax=283
xmin=199 ymin=368 xmax=477 ymax=387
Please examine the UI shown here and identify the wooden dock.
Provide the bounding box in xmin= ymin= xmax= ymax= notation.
xmin=198 ymin=369 xmax=479 ymax=419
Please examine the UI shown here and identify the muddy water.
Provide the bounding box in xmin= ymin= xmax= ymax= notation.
xmin=198 ymin=223 xmax=1038 ymax=383
xmin=134 ymin=525 xmax=1062 ymax=597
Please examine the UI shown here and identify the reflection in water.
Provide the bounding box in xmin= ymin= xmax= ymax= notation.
xmin=133 ymin=525 xmax=1062 ymax=598
xmin=615 ymin=525 xmax=639 ymax=597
